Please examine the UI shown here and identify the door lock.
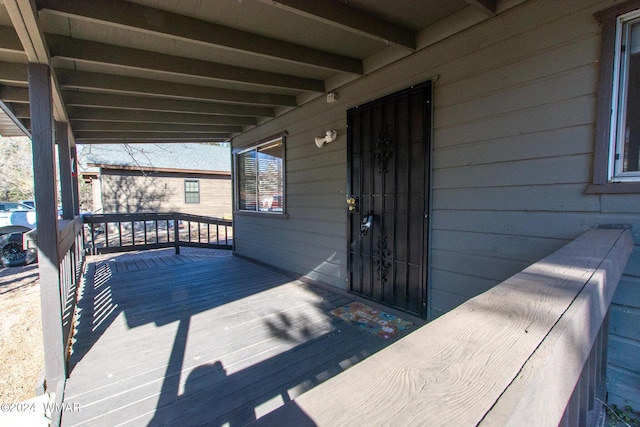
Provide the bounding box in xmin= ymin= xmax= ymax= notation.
xmin=346 ymin=195 xmax=357 ymax=212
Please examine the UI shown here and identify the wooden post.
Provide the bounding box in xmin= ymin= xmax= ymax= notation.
xmin=71 ymin=146 xmax=80 ymax=216
xmin=57 ymin=121 xmax=75 ymax=220
xmin=174 ymin=214 xmax=180 ymax=255
xmin=28 ymin=63 xmax=66 ymax=393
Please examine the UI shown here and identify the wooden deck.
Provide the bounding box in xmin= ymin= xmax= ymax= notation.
xmin=61 ymin=249 xmax=413 ymax=426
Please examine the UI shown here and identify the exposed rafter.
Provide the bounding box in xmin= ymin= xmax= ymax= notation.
xmin=0 ymin=62 xmax=28 ymax=86
xmin=465 ymin=0 xmax=497 ymax=16
xmin=255 ymin=0 xmax=415 ymax=50
xmin=70 ymin=121 xmax=244 ymax=134
xmin=36 ymin=0 xmax=364 ymax=74
xmin=74 ymin=131 xmax=234 ymax=142
xmin=0 ymin=86 xmax=29 ymax=102
xmin=62 ymin=91 xmax=275 ymax=118
xmin=4 ymin=0 xmax=72 ymax=143
xmin=9 ymin=102 xmax=29 ymax=118
xmin=1 ymin=0 xmax=515 ymax=146
xmin=0 ymin=25 xmax=24 ymax=52
xmin=0 ymin=99 xmax=31 ymax=136
xmin=47 ymin=35 xmax=325 ymax=93
xmin=55 ymin=69 xmax=298 ymax=107
xmin=3 ymin=0 xmax=49 ymax=63
xmin=67 ymin=107 xmax=257 ymax=126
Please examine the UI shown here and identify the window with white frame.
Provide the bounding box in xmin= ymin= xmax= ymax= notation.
xmin=592 ymin=2 xmax=640 ymax=192
xmin=609 ymin=10 xmax=640 ymax=181
xmin=236 ymin=137 xmax=285 ymax=213
xmin=184 ymin=179 xmax=200 ymax=204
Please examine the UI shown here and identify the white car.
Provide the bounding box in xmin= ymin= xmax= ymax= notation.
xmin=0 ymin=202 xmax=37 ymax=267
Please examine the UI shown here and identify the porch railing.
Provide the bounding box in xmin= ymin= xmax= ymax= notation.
xmin=82 ymin=212 xmax=233 ymax=255
xmin=27 ymin=216 xmax=87 ymax=365
xmin=264 ymin=227 xmax=634 ymax=426
xmin=57 ymin=217 xmax=86 ymax=354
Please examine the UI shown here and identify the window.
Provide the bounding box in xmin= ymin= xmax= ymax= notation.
xmin=184 ymin=180 xmax=200 ymax=204
xmin=609 ymin=12 xmax=640 ymax=181
xmin=592 ymin=2 xmax=640 ymax=192
xmin=236 ymin=137 xmax=285 ymax=213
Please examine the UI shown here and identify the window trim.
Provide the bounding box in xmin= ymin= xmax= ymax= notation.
xmin=590 ymin=0 xmax=640 ymax=193
xmin=184 ymin=179 xmax=200 ymax=204
xmin=233 ymin=132 xmax=286 ymax=215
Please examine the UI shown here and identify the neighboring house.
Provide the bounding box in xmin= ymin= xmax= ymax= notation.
xmin=81 ymin=143 xmax=232 ymax=218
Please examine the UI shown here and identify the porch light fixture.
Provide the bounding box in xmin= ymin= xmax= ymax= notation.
xmin=315 ymin=130 xmax=337 ymax=148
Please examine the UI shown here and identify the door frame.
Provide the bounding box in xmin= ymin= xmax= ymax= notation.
xmin=346 ymin=81 xmax=433 ymax=319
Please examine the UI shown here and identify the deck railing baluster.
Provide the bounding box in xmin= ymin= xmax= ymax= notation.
xmin=83 ymin=212 xmax=232 ymax=254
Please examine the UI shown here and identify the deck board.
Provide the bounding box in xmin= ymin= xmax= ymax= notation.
xmin=61 ymin=249 xmax=410 ymax=426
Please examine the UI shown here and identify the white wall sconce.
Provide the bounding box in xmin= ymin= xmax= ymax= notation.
xmin=315 ymin=130 xmax=337 ymax=148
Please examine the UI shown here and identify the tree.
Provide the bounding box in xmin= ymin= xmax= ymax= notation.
xmin=0 ymin=137 xmax=34 ymax=201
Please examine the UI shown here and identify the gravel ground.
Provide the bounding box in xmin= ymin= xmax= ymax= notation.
xmin=0 ymin=264 xmax=44 ymax=403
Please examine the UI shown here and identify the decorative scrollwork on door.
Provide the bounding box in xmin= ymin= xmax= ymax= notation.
xmin=374 ymin=234 xmax=392 ymax=284
xmin=374 ymin=124 xmax=393 ymax=174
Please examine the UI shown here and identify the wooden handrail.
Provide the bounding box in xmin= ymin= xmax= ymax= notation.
xmin=83 ymin=212 xmax=232 ymax=227
xmin=262 ymin=228 xmax=634 ymax=426
xmin=57 ymin=216 xmax=83 ymax=264
xmin=83 ymin=212 xmax=233 ymax=255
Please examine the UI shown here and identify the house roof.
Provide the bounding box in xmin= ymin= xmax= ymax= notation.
xmin=80 ymin=143 xmax=231 ymax=174
xmin=0 ymin=0 xmax=509 ymax=146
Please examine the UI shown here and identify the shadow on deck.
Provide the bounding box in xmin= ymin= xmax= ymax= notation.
xmin=61 ymin=249 xmax=415 ymax=426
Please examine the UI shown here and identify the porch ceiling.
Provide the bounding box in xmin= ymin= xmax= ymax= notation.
xmin=0 ymin=0 xmax=499 ymax=145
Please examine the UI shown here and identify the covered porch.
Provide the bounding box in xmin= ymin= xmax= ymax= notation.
xmin=60 ymin=248 xmax=412 ymax=426
xmin=54 ymin=225 xmax=633 ymax=426
xmin=1 ymin=0 xmax=639 ymax=424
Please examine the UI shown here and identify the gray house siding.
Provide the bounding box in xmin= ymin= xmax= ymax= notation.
xmin=232 ymin=0 xmax=640 ymax=406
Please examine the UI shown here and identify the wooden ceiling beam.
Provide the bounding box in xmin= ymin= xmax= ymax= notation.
xmin=256 ymin=0 xmax=415 ymax=50
xmin=62 ymin=91 xmax=274 ymax=118
xmin=9 ymin=102 xmax=30 ymax=118
xmin=465 ymin=0 xmax=497 ymax=16
xmin=0 ymin=100 xmax=31 ymax=137
xmin=56 ymin=69 xmax=297 ymax=107
xmin=5 ymin=0 xmax=72 ymax=136
xmin=74 ymin=131 xmax=235 ymax=141
xmin=0 ymin=86 xmax=30 ymax=103
xmin=0 ymin=25 xmax=25 ymax=53
xmin=4 ymin=0 xmax=49 ymax=63
xmin=36 ymin=0 xmax=363 ymax=74
xmin=47 ymin=35 xmax=325 ymax=92
xmin=67 ymin=107 xmax=257 ymax=126
xmin=0 ymin=61 xmax=28 ymax=85
xmin=78 ymin=138 xmax=230 ymax=144
xmin=70 ymin=121 xmax=244 ymax=134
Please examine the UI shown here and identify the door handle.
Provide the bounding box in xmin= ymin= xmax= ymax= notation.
xmin=360 ymin=212 xmax=373 ymax=235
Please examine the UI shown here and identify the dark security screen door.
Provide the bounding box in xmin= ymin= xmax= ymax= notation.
xmin=347 ymin=82 xmax=431 ymax=318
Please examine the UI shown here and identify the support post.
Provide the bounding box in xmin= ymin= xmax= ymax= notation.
xmin=28 ymin=63 xmax=66 ymax=393
xmin=57 ymin=121 xmax=75 ymax=220
xmin=71 ymin=146 xmax=80 ymax=216
xmin=174 ymin=214 xmax=180 ymax=255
